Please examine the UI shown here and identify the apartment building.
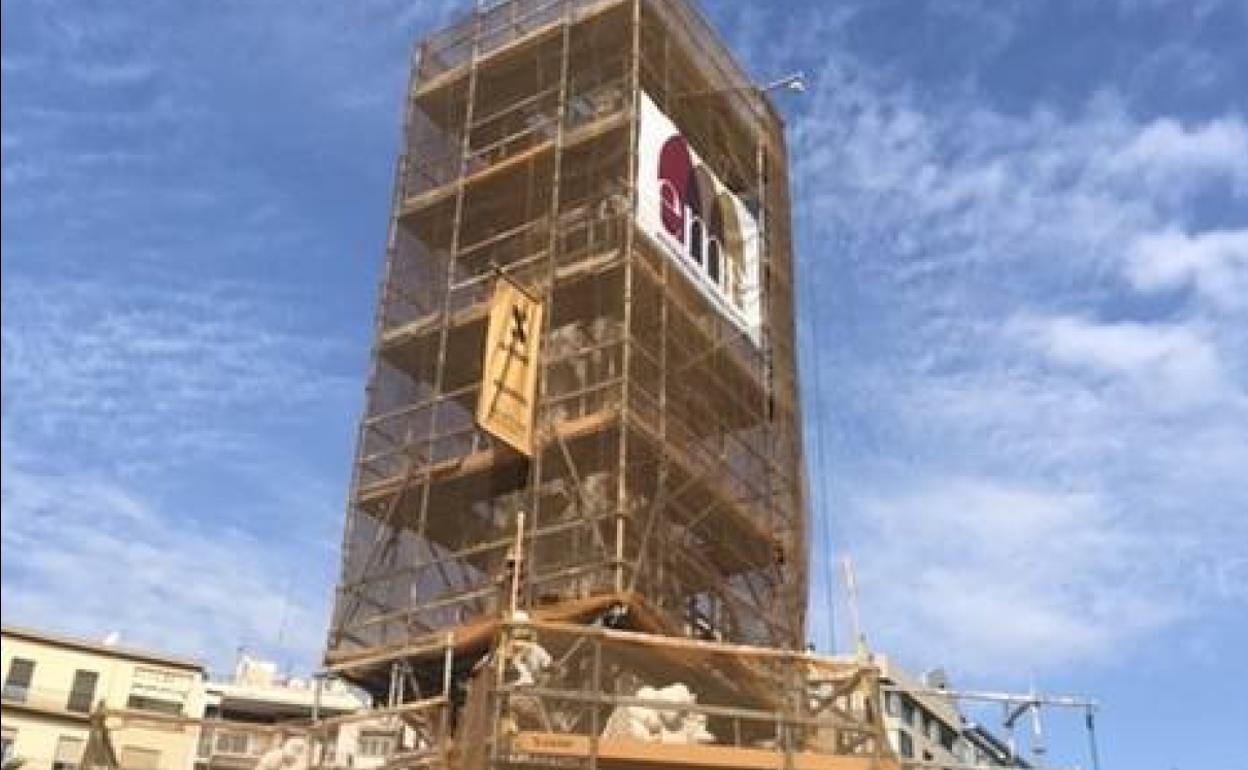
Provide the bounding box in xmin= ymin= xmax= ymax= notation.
xmin=877 ymin=656 xmax=1027 ymax=768
xmin=1 ymin=625 xmax=206 ymax=770
xmin=194 ymin=656 xmax=373 ymax=770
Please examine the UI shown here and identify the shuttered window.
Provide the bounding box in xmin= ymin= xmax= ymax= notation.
xmin=120 ymin=746 xmax=160 ymax=770
xmin=1 ymin=727 xmax=17 ymax=762
xmin=67 ymin=670 xmax=99 ymax=713
xmin=53 ymin=736 xmax=84 ymax=770
xmin=2 ymin=658 xmax=35 ymax=702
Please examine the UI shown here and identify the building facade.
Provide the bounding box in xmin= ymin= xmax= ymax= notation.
xmin=877 ymin=657 xmax=1027 ymax=769
xmin=1 ymin=626 xmax=405 ymax=770
xmin=194 ymin=656 xmax=371 ymax=770
xmin=1 ymin=626 xmax=206 ymax=770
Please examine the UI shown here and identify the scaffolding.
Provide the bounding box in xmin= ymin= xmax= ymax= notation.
xmin=43 ymin=3 xmax=1098 ymax=770
xmin=326 ymin=0 xmax=807 ymax=695
xmin=82 ymin=620 xmax=896 ymax=770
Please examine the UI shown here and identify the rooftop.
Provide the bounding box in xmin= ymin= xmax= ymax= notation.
xmin=1 ymin=623 xmax=204 ymax=672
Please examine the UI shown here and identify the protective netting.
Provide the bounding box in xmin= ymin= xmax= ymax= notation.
xmin=327 ymin=0 xmax=807 ymax=693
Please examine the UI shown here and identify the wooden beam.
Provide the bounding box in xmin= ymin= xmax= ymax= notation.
xmin=511 ymin=732 xmax=900 ymax=770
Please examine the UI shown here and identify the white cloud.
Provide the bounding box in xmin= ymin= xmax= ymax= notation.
xmin=1126 ymin=227 xmax=1248 ymax=308
xmin=845 ymin=477 xmax=1185 ymax=676
xmin=1 ymin=275 xmax=354 ymax=476
xmin=788 ymin=17 xmax=1248 ymax=680
xmin=0 ymin=274 xmax=352 ymax=672
xmin=1014 ymin=314 xmax=1227 ymax=408
xmin=0 ymin=435 xmax=327 ymax=673
xmin=1109 ymin=116 xmax=1248 ymax=187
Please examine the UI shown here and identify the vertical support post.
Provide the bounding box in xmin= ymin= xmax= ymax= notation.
xmin=488 ymin=620 xmax=512 ymax=770
xmin=781 ymin=652 xmax=796 ymax=770
xmin=588 ymin=634 xmax=602 ymax=770
xmin=440 ymin=632 xmax=455 ymax=756
xmin=654 ymin=29 xmax=671 ymax=608
xmin=614 ymin=0 xmax=643 ymax=598
xmin=510 ymin=510 xmax=527 ymax=615
xmin=311 ymin=673 xmax=325 ymax=769
xmin=442 ymin=632 xmax=456 ymax=698
xmin=526 ymin=0 xmax=574 ymax=610
xmin=415 ymin=0 xmax=484 ymax=594
xmin=388 ymin=661 xmax=399 ymax=709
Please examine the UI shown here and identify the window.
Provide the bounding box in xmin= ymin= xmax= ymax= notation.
xmin=899 ymin=696 xmax=916 ymax=726
xmin=214 ymin=732 xmax=250 ymax=755
xmin=120 ymin=746 xmax=160 ymax=770
xmin=1 ymin=726 xmax=16 ymax=761
xmin=125 ymin=695 xmax=182 ymax=715
xmin=357 ymin=733 xmax=395 ymax=758
xmin=67 ymin=670 xmax=99 ymax=713
xmin=897 ymin=730 xmax=914 ymax=759
xmin=127 ymin=668 xmax=191 ymax=716
xmin=885 ymin=692 xmax=900 ymax=718
xmin=196 ymin=730 xmax=213 ymax=759
xmin=53 ymin=736 xmax=84 ymax=770
xmin=2 ymin=658 xmax=35 ymax=703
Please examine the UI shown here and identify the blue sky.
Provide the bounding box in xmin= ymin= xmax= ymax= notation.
xmin=2 ymin=0 xmax=1245 ymax=767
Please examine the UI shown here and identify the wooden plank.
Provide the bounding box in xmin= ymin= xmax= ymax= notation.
xmin=324 ymin=591 xmax=652 ymax=674
xmin=511 ymin=732 xmax=899 ymax=770
xmin=356 ymin=408 xmax=619 ymax=506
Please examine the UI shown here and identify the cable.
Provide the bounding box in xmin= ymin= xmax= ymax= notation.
xmin=792 ymin=120 xmax=838 ymax=654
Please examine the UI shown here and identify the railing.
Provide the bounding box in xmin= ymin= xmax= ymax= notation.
xmin=402 ymin=74 xmax=629 ymax=203
xmin=417 ymin=0 xmax=619 ymax=83
xmin=489 ymin=618 xmax=896 ymax=766
xmin=86 ymin=702 xmax=451 ymax=770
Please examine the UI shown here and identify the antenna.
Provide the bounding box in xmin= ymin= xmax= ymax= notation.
xmin=1030 ymin=680 xmax=1048 ymax=764
xmin=839 ymin=556 xmax=868 ymax=658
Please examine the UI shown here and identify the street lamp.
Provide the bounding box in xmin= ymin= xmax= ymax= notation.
xmin=678 ymin=71 xmax=807 ymax=100
xmin=760 ymin=71 xmax=806 ymax=95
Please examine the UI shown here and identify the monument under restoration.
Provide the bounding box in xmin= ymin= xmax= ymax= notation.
xmin=67 ymin=5 xmax=1097 ymax=768
xmin=321 ymin=1 xmax=898 ymax=769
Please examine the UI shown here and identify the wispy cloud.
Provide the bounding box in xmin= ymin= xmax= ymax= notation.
xmin=845 ymin=477 xmax=1187 ymax=672
xmin=1108 ymin=115 xmax=1248 ymax=185
xmin=1 ymin=275 xmax=354 ymax=475
xmin=1126 ymin=227 xmax=1248 ymax=308
xmin=771 ymin=3 xmax=1248 ymax=679
xmin=0 ymin=435 xmax=328 ymax=673
xmin=0 ymin=0 xmax=478 ymax=673
xmin=1013 ymin=314 xmax=1228 ymax=408
xmin=0 ymin=271 xmax=355 ymax=670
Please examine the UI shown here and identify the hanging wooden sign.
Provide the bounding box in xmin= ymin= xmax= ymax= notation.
xmin=477 ymin=275 xmax=543 ymax=456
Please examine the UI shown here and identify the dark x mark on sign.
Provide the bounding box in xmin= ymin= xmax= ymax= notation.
xmin=510 ymin=304 xmax=529 ymax=346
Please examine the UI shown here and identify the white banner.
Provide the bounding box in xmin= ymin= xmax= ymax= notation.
xmin=636 ymin=92 xmax=762 ymax=346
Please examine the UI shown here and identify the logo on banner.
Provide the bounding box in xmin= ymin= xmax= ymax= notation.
xmin=637 ymin=93 xmax=761 ymax=344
